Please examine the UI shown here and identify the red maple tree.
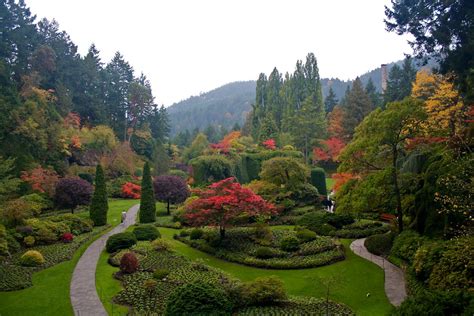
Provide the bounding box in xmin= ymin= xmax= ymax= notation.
xmin=210 ymin=131 xmax=241 ymax=154
xmin=21 ymin=167 xmax=60 ymax=198
xmin=121 ymin=182 xmax=141 ymax=199
xmin=332 ymin=172 xmax=357 ymax=191
xmin=313 ymin=137 xmax=345 ymax=163
xmin=262 ymin=139 xmax=276 ymax=150
xmin=185 ymin=177 xmax=277 ymax=238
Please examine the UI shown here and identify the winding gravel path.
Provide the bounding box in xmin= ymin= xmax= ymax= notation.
xmin=70 ymin=204 xmax=139 ymax=316
xmin=350 ymin=238 xmax=407 ymax=306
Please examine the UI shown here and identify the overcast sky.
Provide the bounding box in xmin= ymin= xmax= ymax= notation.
xmin=26 ymin=0 xmax=411 ymax=106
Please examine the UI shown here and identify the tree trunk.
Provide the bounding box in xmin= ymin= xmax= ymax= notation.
xmin=392 ymin=146 xmax=403 ymax=232
xmin=219 ymin=226 xmax=225 ymax=239
xmin=167 ymin=199 xmax=170 ymax=215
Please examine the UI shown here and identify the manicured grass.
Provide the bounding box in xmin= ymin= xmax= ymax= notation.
xmin=159 ymin=228 xmax=392 ymax=316
xmin=0 ymin=199 xmax=137 ymax=316
xmin=326 ymin=177 xmax=335 ymax=191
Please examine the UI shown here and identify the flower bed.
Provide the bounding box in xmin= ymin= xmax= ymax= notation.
xmin=175 ymin=227 xmax=345 ymax=269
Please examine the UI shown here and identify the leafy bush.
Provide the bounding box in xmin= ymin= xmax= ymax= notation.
xmin=365 ymin=234 xmax=393 ymax=256
xmin=310 ymin=167 xmax=327 ymax=196
xmin=133 ymin=225 xmax=160 ymax=241
xmin=190 ymin=155 xmax=235 ymax=186
xmin=151 ymin=239 xmax=172 ymax=251
xmin=0 ymin=225 xmax=8 ymax=256
xmin=390 ymin=290 xmax=474 ymax=316
xmin=313 ymin=223 xmax=336 ymax=235
xmin=190 ymin=228 xmax=204 ymax=240
xmin=120 ymin=252 xmax=139 ymax=274
xmin=153 ymin=268 xmax=170 ymax=280
xmin=255 ymin=247 xmax=275 ymax=259
xmin=106 ymin=232 xmax=137 ymax=253
xmin=165 ymin=281 xmax=233 ymax=315
xmin=391 ymin=230 xmax=425 ymax=263
xmin=24 ymin=218 xmax=70 ymax=244
xmin=23 ymin=236 xmax=35 ymax=247
xmin=412 ymin=242 xmax=445 ymax=282
xmin=20 ymin=250 xmax=45 ymax=267
xmin=428 ymin=236 xmax=473 ymax=291
xmin=296 ymin=228 xmax=317 ymax=242
xmin=48 ymin=214 xmax=93 ymax=234
xmin=240 ymin=276 xmax=287 ymax=306
xmin=168 ymin=169 xmax=188 ymax=180
xmin=54 ymin=177 xmax=93 ymax=212
xmin=280 ymin=236 xmax=300 ymax=252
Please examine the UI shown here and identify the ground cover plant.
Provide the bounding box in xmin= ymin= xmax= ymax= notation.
xmin=175 ymin=226 xmax=345 ymax=269
xmin=108 ymin=239 xmax=354 ymax=315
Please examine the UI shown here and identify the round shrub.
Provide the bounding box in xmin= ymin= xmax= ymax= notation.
xmin=327 ymin=213 xmax=355 ymax=229
xmin=133 ymin=225 xmax=160 ymax=241
xmin=241 ymin=276 xmax=287 ymax=306
xmin=62 ymin=232 xmax=74 ymax=243
xmin=23 ymin=236 xmax=35 ymax=247
xmin=412 ymin=242 xmax=445 ymax=282
xmin=20 ymin=250 xmax=45 ymax=267
xmin=312 ymin=223 xmax=336 ymax=235
xmin=119 ymin=252 xmax=139 ymax=274
xmin=255 ymin=247 xmax=274 ymax=259
xmin=153 ymin=268 xmax=170 ymax=280
xmin=190 ymin=228 xmax=204 ymax=240
xmin=391 ymin=230 xmax=425 ymax=263
xmin=365 ymin=233 xmax=393 ymax=256
xmin=280 ymin=236 xmax=300 ymax=252
xmin=165 ymin=281 xmax=233 ymax=315
xmin=296 ymin=229 xmax=317 ymax=242
xmin=151 ymin=238 xmax=172 ymax=251
xmin=179 ymin=230 xmax=190 ymax=237
xmin=106 ymin=232 xmax=137 ymax=253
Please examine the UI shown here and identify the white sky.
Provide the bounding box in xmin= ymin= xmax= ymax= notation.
xmin=26 ymin=0 xmax=412 ymax=106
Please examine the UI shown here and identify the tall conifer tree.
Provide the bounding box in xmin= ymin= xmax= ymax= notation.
xmin=139 ymin=162 xmax=156 ymax=223
xmin=90 ymin=164 xmax=108 ymax=226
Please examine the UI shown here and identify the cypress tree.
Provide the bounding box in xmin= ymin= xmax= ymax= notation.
xmin=310 ymin=168 xmax=327 ymax=196
xmin=90 ymin=164 xmax=108 ymax=226
xmin=139 ymin=162 xmax=156 ymax=223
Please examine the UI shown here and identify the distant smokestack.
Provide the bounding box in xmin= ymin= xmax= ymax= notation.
xmin=381 ymin=64 xmax=388 ymax=91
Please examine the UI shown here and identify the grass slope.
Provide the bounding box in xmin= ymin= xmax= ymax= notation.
xmin=0 ymin=199 xmax=137 ymax=316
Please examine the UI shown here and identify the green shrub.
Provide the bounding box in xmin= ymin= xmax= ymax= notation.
xmin=327 ymin=213 xmax=355 ymax=229
xmin=190 ymin=228 xmax=204 ymax=240
xmin=365 ymin=233 xmax=393 ymax=256
xmin=106 ymin=232 xmax=137 ymax=253
xmin=255 ymin=247 xmax=274 ymax=259
xmin=428 ymin=236 xmax=473 ymax=291
xmin=165 ymin=281 xmax=233 ymax=316
xmin=20 ymin=250 xmax=45 ymax=266
xmin=133 ymin=225 xmax=160 ymax=241
xmin=153 ymin=268 xmax=170 ymax=280
xmin=179 ymin=230 xmax=190 ymax=237
xmin=296 ymin=229 xmax=317 ymax=242
xmin=312 ymin=223 xmax=336 ymax=235
xmin=151 ymin=238 xmax=172 ymax=251
xmin=280 ymin=236 xmax=300 ymax=252
xmin=48 ymin=214 xmax=93 ymax=234
xmin=310 ymin=167 xmax=327 ymax=196
xmin=0 ymin=224 xmax=8 ymax=256
xmin=23 ymin=236 xmax=35 ymax=247
xmin=391 ymin=230 xmax=425 ymax=263
xmin=412 ymin=242 xmax=445 ymax=282
xmin=168 ymin=169 xmax=188 ymax=180
xmin=240 ymin=276 xmax=287 ymax=306
xmin=297 ymin=211 xmax=354 ymax=230
xmin=390 ymin=290 xmax=474 ymax=316
xmin=190 ymin=155 xmax=234 ymax=186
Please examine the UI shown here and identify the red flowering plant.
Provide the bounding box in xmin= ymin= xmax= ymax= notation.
xmin=62 ymin=232 xmax=74 ymax=243
xmin=121 ymin=182 xmax=141 ymax=199
xmin=184 ymin=177 xmax=277 ymax=239
xmin=262 ymin=139 xmax=276 ymax=150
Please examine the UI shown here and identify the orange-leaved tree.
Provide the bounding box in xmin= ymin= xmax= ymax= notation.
xmin=185 ymin=177 xmax=277 ymax=239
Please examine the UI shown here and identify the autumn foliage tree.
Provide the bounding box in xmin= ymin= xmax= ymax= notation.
xmin=185 ymin=177 xmax=276 ymax=239
xmin=121 ymin=182 xmax=141 ymax=199
xmin=312 ymin=137 xmax=345 ymax=164
xmin=54 ymin=177 xmax=93 ymax=213
xmin=154 ymin=175 xmax=190 ymax=215
xmin=21 ymin=167 xmax=59 ymax=198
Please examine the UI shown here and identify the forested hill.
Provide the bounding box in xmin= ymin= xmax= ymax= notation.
xmin=167 ymin=81 xmax=256 ymax=136
xmin=167 ymin=59 xmax=414 ymax=136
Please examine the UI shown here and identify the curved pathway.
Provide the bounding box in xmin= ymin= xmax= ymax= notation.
xmin=70 ymin=204 xmax=139 ymax=316
xmin=350 ymin=238 xmax=407 ymax=306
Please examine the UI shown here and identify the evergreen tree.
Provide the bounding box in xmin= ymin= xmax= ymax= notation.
xmin=324 ymin=87 xmax=338 ymax=113
xmin=89 ymin=164 xmax=108 ymax=226
xmin=139 ymin=162 xmax=156 ymax=223
xmin=383 ymin=58 xmax=416 ymax=104
xmin=342 ymin=77 xmax=374 ymax=140
xmin=365 ymin=78 xmax=381 ymax=108
xmin=258 ymin=114 xmax=278 ymax=142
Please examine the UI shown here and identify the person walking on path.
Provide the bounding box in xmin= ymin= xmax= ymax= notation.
xmin=121 ymin=210 xmax=127 ymax=224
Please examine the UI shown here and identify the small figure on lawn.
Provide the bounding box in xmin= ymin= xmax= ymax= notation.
xmin=121 ymin=211 xmax=127 ymax=224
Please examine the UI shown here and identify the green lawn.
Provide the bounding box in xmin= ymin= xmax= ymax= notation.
xmin=97 ymin=224 xmax=393 ymax=316
xmin=0 ymin=199 xmax=137 ymax=316
xmin=326 ymin=177 xmax=335 ymax=191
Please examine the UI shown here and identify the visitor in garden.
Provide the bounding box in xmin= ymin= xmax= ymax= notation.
xmin=121 ymin=211 xmax=127 ymax=224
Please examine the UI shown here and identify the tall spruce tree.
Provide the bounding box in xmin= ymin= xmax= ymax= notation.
xmin=89 ymin=164 xmax=108 ymax=226
xmin=383 ymin=58 xmax=416 ymax=104
xmin=342 ymin=77 xmax=374 ymax=141
xmin=365 ymin=78 xmax=381 ymax=108
xmin=139 ymin=162 xmax=156 ymax=223
xmin=324 ymin=87 xmax=338 ymax=113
